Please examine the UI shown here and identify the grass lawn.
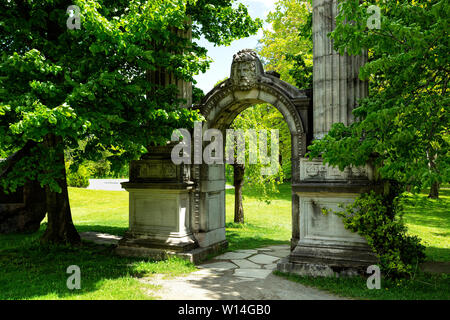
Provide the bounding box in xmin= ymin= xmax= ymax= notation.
xmin=0 ymin=183 xmax=448 ymax=299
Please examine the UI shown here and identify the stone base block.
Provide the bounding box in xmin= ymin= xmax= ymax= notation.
xmin=277 ymin=257 xmax=364 ymax=278
xmin=290 ymin=243 xmax=377 ymax=268
xmin=277 ymin=242 xmax=376 ymax=277
xmin=195 ymin=228 xmax=227 ymax=248
xmin=115 ymin=239 xmax=228 ymax=264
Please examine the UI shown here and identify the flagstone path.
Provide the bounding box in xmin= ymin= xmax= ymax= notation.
xmin=141 ymin=245 xmax=344 ymax=300
xmin=80 ymin=232 xmax=343 ymax=299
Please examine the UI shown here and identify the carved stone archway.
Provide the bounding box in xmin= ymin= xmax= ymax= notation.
xmin=191 ymin=49 xmax=312 ymax=251
xmin=117 ymin=1 xmax=378 ymax=275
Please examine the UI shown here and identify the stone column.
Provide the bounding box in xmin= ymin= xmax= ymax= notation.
xmin=116 ymin=22 xmax=206 ymax=261
xmin=147 ymin=23 xmax=193 ymax=108
xmin=277 ymin=0 xmax=376 ymax=277
xmin=312 ymin=0 xmax=368 ymax=139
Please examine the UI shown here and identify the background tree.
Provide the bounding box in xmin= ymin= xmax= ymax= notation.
xmin=308 ymin=0 xmax=449 ymax=199
xmin=257 ymin=0 xmax=312 ymax=88
xmin=0 ymin=0 xmax=262 ymax=244
xmin=226 ymin=105 xmax=287 ymax=205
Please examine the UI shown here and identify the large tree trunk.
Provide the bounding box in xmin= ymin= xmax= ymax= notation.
xmin=233 ymin=163 xmax=245 ymax=224
xmin=0 ymin=141 xmax=46 ymax=234
xmin=428 ymin=182 xmax=440 ymax=199
xmin=40 ymin=134 xmax=80 ymax=245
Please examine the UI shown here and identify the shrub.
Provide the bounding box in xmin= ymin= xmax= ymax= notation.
xmin=66 ymin=163 xmax=90 ymax=188
xmin=323 ymin=188 xmax=426 ymax=278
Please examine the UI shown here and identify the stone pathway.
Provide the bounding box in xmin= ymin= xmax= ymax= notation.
xmin=79 ymin=234 xmax=343 ymax=299
xmin=141 ymin=245 xmax=344 ymax=300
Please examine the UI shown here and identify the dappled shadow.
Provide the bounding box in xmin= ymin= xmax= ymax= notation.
xmin=226 ymin=227 xmax=289 ymax=251
xmin=143 ymin=268 xmax=340 ymax=300
xmin=403 ymin=194 xmax=450 ymax=230
xmin=75 ymin=224 xmax=127 ymax=237
xmin=226 ymin=183 xmax=293 ymax=202
xmin=423 ymin=246 xmax=450 ymax=263
xmin=0 ymin=226 xmax=190 ymax=300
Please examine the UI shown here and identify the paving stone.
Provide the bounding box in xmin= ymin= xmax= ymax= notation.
xmin=199 ymin=262 xmax=237 ymax=271
xmin=235 ymin=249 xmax=258 ymax=255
xmin=234 ymin=277 xmax=258 ymax=283
xmin=267 ymin=250 xmax=291 ymax=258
xmin=234 ymin=268 xmax=273 ymax=279
xmin=231 ymin=259 xmax=261 ymax=269
xmin=248 ymin=254 xmax=280 ymax=265
xmin=214 ymin=252 xmax=252 ymax=260
xmin=264 ymin=245 xmax=290 ymax=251
xmin=263 ymin=263 xmax=278 ymax=270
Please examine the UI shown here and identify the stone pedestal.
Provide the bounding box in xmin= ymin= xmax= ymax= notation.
xmin=277 ymin=159 xmax=378 ymax=276
xmin=276 ymin=0 xmax=376 ymax=277
xmin=116 ymin=145 xmax=225 ymax=263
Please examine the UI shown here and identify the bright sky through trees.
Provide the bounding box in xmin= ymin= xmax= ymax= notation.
xmin=194 ymin=0 xmax=275 ymax=93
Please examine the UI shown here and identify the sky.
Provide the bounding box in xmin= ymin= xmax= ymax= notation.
xmin=193 ymin=0 xmax=277 ymax=93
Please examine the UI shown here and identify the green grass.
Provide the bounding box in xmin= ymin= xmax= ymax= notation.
xmin=403 ymin=187 xmax=450 ymax=262
xmin=0 ymin=188 xmax=196 ymax=300
xmin=0 ymin=229 xmax=196 ymax=300
xmin=225 ymin=183 xmax=291 ymax=250
xmin=274 ymin=271 xmax=450 ymax=300
xmin=0 ymin=183 xmax=448 ymax=299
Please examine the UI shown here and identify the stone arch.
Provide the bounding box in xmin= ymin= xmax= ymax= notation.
xmin=192 ymin=49 xmax=311 ymax=250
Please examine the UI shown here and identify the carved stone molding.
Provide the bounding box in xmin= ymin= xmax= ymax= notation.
xmin=300 ymin=158 xmax=374 ymax=182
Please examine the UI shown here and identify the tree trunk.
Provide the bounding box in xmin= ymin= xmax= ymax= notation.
xmin=428 ymin=182 xmax=440 ymax=199
xmin=233 ymin=163 xmax=245 ymax=224
xmin=40 ymin=134 xmax=80 ymax=245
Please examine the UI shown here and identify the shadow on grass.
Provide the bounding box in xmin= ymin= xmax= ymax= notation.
xmin=225 ymin=222 xmax=290 ymax=251
xmin=75 ymin=224 xmax=128 ymax=237
xmin=424 ymin=246 xmax=450 ymax=262
xmin=403 ymin=193 xmax=450 ymax=230
xmin=0 ymin=226 xmax=194 ymax=300
xmin=274 ymin=270 xmax=450 ymax=300
xmin=226 ymin=182 xmax=293 ymax=202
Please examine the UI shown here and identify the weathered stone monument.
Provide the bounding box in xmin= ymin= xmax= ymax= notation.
xmin=277 ymin=0 xmax=376 ymax=276
xmin=117 ymin=0 xmax=377 ymax=275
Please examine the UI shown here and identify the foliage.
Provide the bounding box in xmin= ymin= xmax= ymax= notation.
xmin=192 ymin=85 xmax=205 ymax=105
xmin=227 ymin=104 xmax=290 ymax=201
xmin=66 ymin=162 xmax=90 ymax=188
xmin=257 ymin=0 xmax=312 ymax=88
xmin=308 ymin=0 xmax=450 ymax=193
xmin=323 ymin=189 xmax=426 ymax=278
xmin=0 ymin=0 xmax=262 ymax=242
xmin=0 ymin=0 xmax=262 ymax=193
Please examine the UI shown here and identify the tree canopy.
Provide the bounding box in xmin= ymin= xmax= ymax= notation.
xmin=257 ymin=0 xmax=312 ymax=89
xmin=0 ymin=0 xmax=262 ymax=243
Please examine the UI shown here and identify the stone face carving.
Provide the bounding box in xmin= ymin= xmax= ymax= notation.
xmin=230 ymin=49 xmax=263 ymax=91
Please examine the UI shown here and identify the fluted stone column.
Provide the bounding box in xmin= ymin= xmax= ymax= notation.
xmin=116 ymin=22 xmax=202 ymax=262
xmin=278 ymin=0 xmax=376 ymax=277
xmin=148 ymin=24 xmax=193 ymax=108
xmin=312 ymin=0 xmax=368 ymax=139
